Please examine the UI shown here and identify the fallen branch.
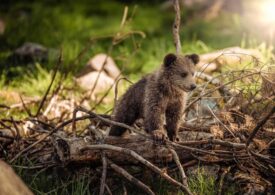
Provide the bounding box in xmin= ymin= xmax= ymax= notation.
xmin=35 ymin=50 xmax=62 ymax=117
xmin=108 ymin=159 xmax=155 ymax=195
xmin=82 ymin=144 xmax=193 ymax=195
xmin=246 ymin=105 xmax=275 ymax=146
xmin=195 ymin=72 xmax=232 ymax=100
xmin=169 ymin=148 xmax=188 ymax=187
xmin=185 ymin=71 xmax=262 ymax=113
xmin=71 ymin=107 xmax=246 ymax=159
xmin=218 ymin=166 xmax=231 ymax=195
xmin=173 ymin=0 xmax=182 ymax=54
xmin=207 ymin=105 xmax=235 ymax=137
xmin=99 ymin=152 xmax=107 ymax=195
xmin=19 ymin=95 xmax=32 ymax=117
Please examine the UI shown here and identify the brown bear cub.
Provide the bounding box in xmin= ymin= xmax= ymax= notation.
xmin=109 ymin=53 xmax=199 ymax=141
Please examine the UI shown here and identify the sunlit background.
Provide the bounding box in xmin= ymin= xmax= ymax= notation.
xmin=0 ymin=0 xmax=274 ymax=79
xmin=244 ymin=0 xmax=275 ymax=43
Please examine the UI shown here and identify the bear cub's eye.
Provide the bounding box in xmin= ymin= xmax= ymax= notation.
xmin=181 ymin=72 xmax=188 ymax=78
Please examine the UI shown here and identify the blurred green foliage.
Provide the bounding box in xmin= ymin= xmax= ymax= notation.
xmin=0 ymin=0 xmax=250 ymax=103
xmin=0 ymin=0 xmax=245 ymax=77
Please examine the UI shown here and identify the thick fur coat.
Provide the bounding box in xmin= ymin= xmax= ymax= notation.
xmin=109 ymin=53 xmax=199 ymax=141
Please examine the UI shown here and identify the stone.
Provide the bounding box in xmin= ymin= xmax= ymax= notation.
xmin=75 ymin=53 xmax=121 ymax=96
xmin=76 ymin=71 xmax=114 ymax=94
xmin=80 ymin=53 xmax=121 ymax=79
xmin=8 ymin=42 xmax=48 ymax=64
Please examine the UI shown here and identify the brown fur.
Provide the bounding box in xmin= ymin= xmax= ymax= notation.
xmin=109 ymin=53 xmax=199 ymax=141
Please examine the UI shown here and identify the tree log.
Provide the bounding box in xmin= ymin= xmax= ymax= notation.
xmin=55 ymin=131 xmax=213 ymax=165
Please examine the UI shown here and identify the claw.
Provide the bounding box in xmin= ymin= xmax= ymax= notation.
xmin=168 ymin=133 xmax=180 ymax=142
xmin=173 ymin=136 xmax=180 ymax=142
xmin=151 ymin=129 xmax=167 ymax=144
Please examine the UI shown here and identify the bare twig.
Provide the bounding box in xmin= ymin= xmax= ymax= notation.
xmin=210 ymin=139 xmax=245 ymax=149
xmin=9 ymin=113 xmax=111 ymax=163
xmin=114 ymin=77 xmax=133 ymax=108
xmin=100 ymin=152 xmax=107 ymax=195
xmin=195 ymin=72 xmax=231 ymax=100
xmin=74 ymin=106 xmax=242 ymax=157
xmin=184 ymin=71 xmax=262 ymax=113
xmin=105 ymin=184 xmax=113 ymax=195
xmin=0 ymin=104 xmax=10 ymax=109
xmin=19 ymin=95 xmax=32 ymax=117
xmin=207 ymin=106 xmax=235 ymax=137
xmin=246 ymin=105 xmax=275 ymax=146
xmin=218 ymin=167 xmax=231 ymax=195
xmin=87 ymin=49 xmax=113 ymax=100
xmin=120 ymin=6 xmax=128 ymax=28
xmin=0 ymin=120 xmax=14 ymax=135
xmin=85 ymin=6 xmax=130 ymax=101
xmin=36 ymin=50 xmax=62 ymax=117
xmin=108 ymin=159 xmax=155 ymax=195
xmin=8 ymin=98 xmax=41 ymax=110
xmin=72 ymin=109 xmax=77 ymax=137
xmin=169 ymin=148 xmax=189 ymax=187
xmin=173 ymin=0 xmax=182 ymax=54
xmin=91 ymin=73 xmax=122 ymax=111
xmin=170 ymin=142 xmax=234 ymax=158
xmin=10 ymin=117 xmax=20 ymax=140
xmin=122 ymin=183 xmax=127 ymax=195
xmin=10 ymin=133 xmax=48 ymax=163
xmin=75 ymin=106 xmax=147 ymax=137
xmin=82 ymin=144 xmax=193 ymax=195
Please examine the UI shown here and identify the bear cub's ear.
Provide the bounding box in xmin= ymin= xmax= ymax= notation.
xmin=164 ymin=53 xmax=177 ymax=67
xmin=186 ymin=54 xmax=199 ymax=65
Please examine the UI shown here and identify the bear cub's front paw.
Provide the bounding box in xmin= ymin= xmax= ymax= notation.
xmin=168 ymin=133 xmax=180 ymax=142
xmin=151 ymin=129 xmax=167 ymax=143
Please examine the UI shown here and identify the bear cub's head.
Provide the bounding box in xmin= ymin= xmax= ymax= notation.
xmin=163 ymin=53 xmax=199 ymax=92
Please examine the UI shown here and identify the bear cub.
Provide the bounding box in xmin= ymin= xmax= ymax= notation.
xmin=109 ymin=53 xmax=199 ymax=141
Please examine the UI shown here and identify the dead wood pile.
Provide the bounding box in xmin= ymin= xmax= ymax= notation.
xmin=0 ymin=60 xmax=274 ymax=194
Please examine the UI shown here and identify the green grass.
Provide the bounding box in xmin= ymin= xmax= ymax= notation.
xmin=1 ymin=0 xmax=269 ymax=90
xmin=188 ymin=169 xmax=216 ymax=195
xmin=0 ymin=0 xmax=247 ymax=75
xmin=13 ymin=163 xmax=229 ymax=195
xmin=14 ymin=164 xmax=94 ymax=195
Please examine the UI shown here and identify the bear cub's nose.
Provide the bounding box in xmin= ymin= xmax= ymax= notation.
xmin=190 ymin=84 xmax=197 ymax=90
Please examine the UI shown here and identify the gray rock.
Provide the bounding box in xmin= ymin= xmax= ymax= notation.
xmin=75 ymin=53 xmax=122 ymax=98
xmin=9 ymin=42 xmax=48 ymax=64
xmin=77 ymin=53 xmax=121 ymax=80
xmin=76 ymin=71 xmax=115 ymax=97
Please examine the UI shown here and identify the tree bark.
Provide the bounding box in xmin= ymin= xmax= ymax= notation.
xmin=55 ymin=131 xmax=213 ymax=165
